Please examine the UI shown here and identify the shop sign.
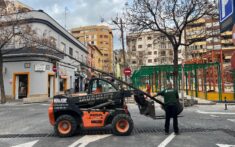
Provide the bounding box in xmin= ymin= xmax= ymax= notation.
xmin=35 ymin=64 xmax=46 ymax=72
xmin=46 ymin=65 xmax=51 ymax=70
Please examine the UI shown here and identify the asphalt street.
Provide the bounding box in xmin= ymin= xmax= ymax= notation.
xmin=0 ymin=102 xmax=235 ymax=147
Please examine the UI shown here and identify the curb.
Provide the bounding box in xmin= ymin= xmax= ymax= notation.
xmin=23 ymin=97 xmax=49 ymax=104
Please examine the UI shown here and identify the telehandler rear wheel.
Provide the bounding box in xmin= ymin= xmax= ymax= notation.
xmin=112 ymin=114 xmax=133 ymax=136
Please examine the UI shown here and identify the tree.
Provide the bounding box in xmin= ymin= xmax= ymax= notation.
xmin=126 ymin=0 xmax=216 ymax=89
xmin=0 ymin=1 xmax=57 ymax=103
xmin=0 ymin=1 xmax=25 ymax=104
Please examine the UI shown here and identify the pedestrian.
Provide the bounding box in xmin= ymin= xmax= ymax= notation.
xmin=156 ymin=82 xmax=180 ymax=135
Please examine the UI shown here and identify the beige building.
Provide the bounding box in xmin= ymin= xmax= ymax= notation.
xmin=185 ymin=17 xmax=235 ymax=60
xmin=0 ymin=0 xmax=32 ymax=13
xmin=71 ymin=25 xmax=113 ymax=73
xmin=126 ymin=31 xmax=184 ymax=71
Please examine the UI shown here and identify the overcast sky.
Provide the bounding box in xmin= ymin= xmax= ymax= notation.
xmin=19 ymin=0 xmax=129 ymax=49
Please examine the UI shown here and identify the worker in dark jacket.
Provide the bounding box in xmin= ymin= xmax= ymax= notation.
xmin=157 ymin=83 xmax=179 ymax=135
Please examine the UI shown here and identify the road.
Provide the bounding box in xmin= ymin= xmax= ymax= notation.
xmin=0 ymin=102 xmax=235 ymax=147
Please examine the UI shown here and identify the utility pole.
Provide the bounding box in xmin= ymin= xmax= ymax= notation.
xmin=113 ymin=18 xmax=127 ymax=82
xmin=64 ymin=7 xmax=68 ymax=29
xmin=120 ymin=18 xmax=127 ymax=82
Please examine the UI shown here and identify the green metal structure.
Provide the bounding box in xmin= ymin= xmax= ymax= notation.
xmin=131 ymin=62 xmax=230 ymax=101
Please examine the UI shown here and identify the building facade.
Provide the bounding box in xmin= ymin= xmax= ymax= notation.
xmin=185 ymin=16 xmax=235 ymax=93
xmin=126 ymin=31 xmax=182 ymax=71
xmin=87 ymin=44 xmax=103 ymax=77
xmin=71 ymin=25 xmax=113 ymax=73
xmin=1 ymin=10 xmax=88 ymax=100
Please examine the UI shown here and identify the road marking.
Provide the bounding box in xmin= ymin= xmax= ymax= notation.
xmin=216 ymin=143 xmax=235 ymax=147
xmin=228 ymin=119 xmax=235 ymax=122
xmin=12 ymin=140 xmax=39 ymax=147
xmin=196 ymin=110 xmax=235 ymax=115
xmin=158 ymin=133 xmax=176 ymax=147
xmin=210 ymin=115 xmax=219 ymax=118
xmin=68 ymin=134 xmax=111 ymax=147
xmin=41 ymin=103 xmax=49 ymax=106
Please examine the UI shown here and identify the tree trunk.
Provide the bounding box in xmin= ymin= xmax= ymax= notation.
xmin=173 ymin=47 xmax=179 ymax=90
xmin=0 ymin=51 xmax=6 ymax=104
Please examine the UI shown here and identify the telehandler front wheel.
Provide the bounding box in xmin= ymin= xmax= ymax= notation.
xmin=54 ymin=115 xmax=77 ymax=137
xmin=112 ymin=114 xmax=134 ymax=136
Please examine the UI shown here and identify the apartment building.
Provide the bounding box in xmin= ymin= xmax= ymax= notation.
xmin=185 ymin=17 xmax=235 ymax=61
xmin=87 ymin=44 xmax=103 ymax=77
xmin=71 ymin=25 xmax=113 ymax=73
xmin=185 ymin=16 xmax=235 ymax=92
xmin=126 ymin=31 xmax=182 ymax=71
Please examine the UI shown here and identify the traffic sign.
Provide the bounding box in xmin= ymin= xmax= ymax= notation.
xmin=219 ymin=0 xmax=235 ymax=32
xmin=53 ymin=65 xmax=57 ymax=72
xmin=220 ymin=0 xmax=233 ymax=22
xmin=124 ymin=67 xmax=132 ymax=76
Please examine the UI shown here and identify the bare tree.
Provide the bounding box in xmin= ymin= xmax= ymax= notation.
xmin=0 ymin=1 xmax=25 ymax=104
xmin=0 ymin=1 xmax=57 ymax=103
xmin=126 ymin=0 xmax=215 ymax=89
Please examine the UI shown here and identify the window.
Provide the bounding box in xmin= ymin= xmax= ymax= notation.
xmin=91 ymin=41 xmax=94 ymax=45
xmin=100 ymin=35 xmax=103 ymax=38
xmin=154 ymin=51 xmax=157 ymax=55
xmin=100 ymin=41 xmax=103 ymax=44
xmin=147 ymin=44 xmax=152 ymax=48
xmin=148 ymin=59 xmax=152 ymax=63
xmin=61 ymin=42 xmax=66 ymax=52
xmin=104 ymin=35 xmax=108 ymax=38
xmin=132 ymin=60 xmax=137 ymax=64
xmin=148 ymin=51 xmax=152 ymax=55
xmin=69 ymin=47 xmax=73 ymax=56
xmin=169 ymin=50 xmax=173 ymax=55
xmin=147 ymin=36 xmax=152 ymax=40
xmin=104 ymin=54 xmax=108 ymax=56
xmin=138 ymin=45 xmax=142 ymax=48
xmin=75 ymin=51 xmax=79 ymax=59
xmin=154 ymin=59 xmax=157 ymax=62
xmin=138 ymin=37 xmax=142 ymax=41
xmin=132 ymin=48 xmax=136 ymax=51
xmin=91 ymin=80 xmax=117 ymax=93
xmin=161 ymin=51 xmax=166 ymax=56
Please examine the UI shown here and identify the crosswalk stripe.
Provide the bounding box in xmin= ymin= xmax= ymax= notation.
xmin=227 ymin=119 xmax=235 ymax=122
xmin=68 ymin=134 xmax=111 ymax=147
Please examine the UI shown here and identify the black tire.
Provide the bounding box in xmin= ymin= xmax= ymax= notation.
xmin=111 ymin=114 xmax=134 ymax=136
xmin=54 ymin=115 xmax=77 ymax=137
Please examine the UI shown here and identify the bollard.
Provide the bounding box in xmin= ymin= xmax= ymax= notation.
xmin=224 ymin=97 xmax=228 ymax=110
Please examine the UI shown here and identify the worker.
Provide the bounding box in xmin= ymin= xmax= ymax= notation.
xmin=93 ymin=84 xmax=102 ymax=94
xmin=156 ymin=82 xmax=179 ymax=135
xmin=146 ymin=82 xmax=151 ymax=94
